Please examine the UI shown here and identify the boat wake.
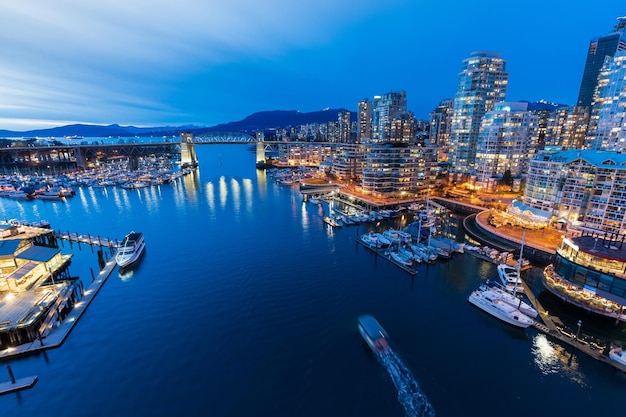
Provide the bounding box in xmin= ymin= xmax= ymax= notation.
xmin=377 ymin=349 xmax=435 ymax=417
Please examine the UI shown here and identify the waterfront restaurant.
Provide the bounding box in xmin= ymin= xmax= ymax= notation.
xmin=544 ymin=234 xmax=626 ymax=321
xmin=0 ymin=238 xmax=81 ymax=348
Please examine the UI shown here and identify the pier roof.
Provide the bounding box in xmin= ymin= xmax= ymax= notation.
xmin=17 ymin=245 xmax=61 ymax=263
xmin=0 ymin=240 xmax=21 ymax=257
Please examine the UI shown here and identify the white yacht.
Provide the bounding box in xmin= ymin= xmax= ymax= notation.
xmin=497 ymin=264 xmax=524 ymax=294
xmin=485 ymin=281 xmax=538 ymax=318
xmin=468 ymin=285 xmax=534 ymax=328
xmin=115 ymin=231 xmax=146 ymax=269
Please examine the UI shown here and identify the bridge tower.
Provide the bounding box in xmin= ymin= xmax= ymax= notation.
xmin=255 ymin=131 xmax=265 ymax=163
xmin=180 ymin=132 xmax=198 ymax=167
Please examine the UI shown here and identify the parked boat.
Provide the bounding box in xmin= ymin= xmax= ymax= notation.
xmin=485 ymin=280 xmax=538 ymax=318
xmin=115 ymin=231 xmax=146 ymax=269
xmin=497 ymin=264 xmax=524 ymax=294
xmin=468 ymin=285 xmax=534 ymax=328
xmin=37 ymin=187 xmax=65 ymax=200
xmin=357 ymin=314 xmax=389 ymax=353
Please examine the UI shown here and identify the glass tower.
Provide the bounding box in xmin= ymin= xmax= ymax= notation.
xmin=449 ymin=51 xmax=508 ymax=172
xmin=576 ymin=16 xmax=626 ymax=109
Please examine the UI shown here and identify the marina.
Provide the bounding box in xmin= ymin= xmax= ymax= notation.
xmin=0 ymin=145 xmax=624 ymax=417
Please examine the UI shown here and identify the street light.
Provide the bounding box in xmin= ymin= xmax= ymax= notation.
xmin=575 ymin=320 xmax=582 ymax=341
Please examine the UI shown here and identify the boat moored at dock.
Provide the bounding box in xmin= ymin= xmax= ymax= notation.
xmin=468 ymin=285 xmax=534 ymax=328
xmin=358 ymin=314 xmax=389 ymax=353
xmin=115 ymin=231 xmax=146 ymax=269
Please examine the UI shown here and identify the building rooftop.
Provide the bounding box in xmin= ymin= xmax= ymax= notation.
xmin=540 ymin=149 xmax=626 ymax=168
xmin=572 ymin=235 xmax=626 ymax=262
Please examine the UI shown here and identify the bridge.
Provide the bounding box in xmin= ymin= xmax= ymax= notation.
xmin=0 ymin=132 xmax=263 ymax=173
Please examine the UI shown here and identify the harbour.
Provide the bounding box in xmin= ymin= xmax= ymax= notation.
xmin=0 ymin=144 xmax=624 ymax=416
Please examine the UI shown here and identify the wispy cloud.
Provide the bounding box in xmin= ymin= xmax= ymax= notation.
xmin=0 ymin=0 xmax=400 ymax=130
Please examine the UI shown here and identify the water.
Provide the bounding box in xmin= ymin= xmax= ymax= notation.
xmin=0 ymin=144 xmax=624 ymax=416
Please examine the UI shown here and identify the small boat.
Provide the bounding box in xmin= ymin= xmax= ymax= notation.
xmin=323 ymin=216 xmax=342 ymax=227
xmin=115 ymin=231 xmax=146 ymax=269
xmin=468 ymin=285 xmax=534 ymax=328
xmin=361 ymin=233 xmax=384 ymax=248
xmin=358 ymin=314 xmax=390 ymax=353
xmin=497 ymin=264 xmax=524 ymax=294
xmin=609 ymin=347 xmax=626 ymax=369
xmin=37 ymin=187 xmax=65 ymax=200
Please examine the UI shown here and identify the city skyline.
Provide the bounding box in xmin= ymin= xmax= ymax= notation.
xmin=0 ymin=1 xmax=624 ymax=131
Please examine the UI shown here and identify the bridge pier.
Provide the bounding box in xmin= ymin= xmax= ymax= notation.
xmin=180 ymin=132 xmax=198 ymax=168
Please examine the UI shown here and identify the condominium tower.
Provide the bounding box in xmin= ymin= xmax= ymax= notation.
xmin=449 ymin=51 xmax=508 ymax=172
xmin=576 ymin=16 xmax=626 ymax=109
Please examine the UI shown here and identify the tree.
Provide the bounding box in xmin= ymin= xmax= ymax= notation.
xmin=501 ymin=169 xmax=513 ymax=186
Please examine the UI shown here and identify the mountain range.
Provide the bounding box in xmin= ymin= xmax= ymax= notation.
xmin=0 ymin=109 xmax=352 ymax=138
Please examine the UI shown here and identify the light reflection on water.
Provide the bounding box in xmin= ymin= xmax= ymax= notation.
xmin=231 ymin=178 xmax=241 ymax=215
xmin=205 ymin=181 xmax=215 ymax=214
xmin=531 ymin=333 xmax=587 ymax=386
xmin=243 ymin=178 xmax=253 ymax=215
xmin=219 ymin=176 xmax=228 ymax=208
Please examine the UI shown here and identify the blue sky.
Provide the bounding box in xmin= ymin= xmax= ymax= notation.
xmin=0 ymin=1 xmax=624 ymax=131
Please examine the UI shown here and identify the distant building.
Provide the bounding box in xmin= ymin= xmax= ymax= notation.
xmin=585 ymin=50 xmax=626 ymax=151
xmin=428 ymin=98 xmax=453 ymax=162
xmin=357 ymin=98 xmax=373 ymax=143
xmin=543 ymin=106 xmax=589 ymax=150
xmin=474 ymin=102 xmax=539 ymax=186
xmin=449 ymin=51 xmax=508 ymax=173
xmin=337 ymin=110 xmax=351 ymax=143
xmin=371 ymin=91 xmax=407 ymax=143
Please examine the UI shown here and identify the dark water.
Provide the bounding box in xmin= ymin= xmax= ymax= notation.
xmin=0 ymin=145 xmax=623 ymax=417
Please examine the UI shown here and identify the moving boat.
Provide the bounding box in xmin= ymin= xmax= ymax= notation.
xmin=358 ymin=314 xmax=389 ymax=353
xmin=485 ymin=280 xmax=538 ymax=318
xmin=115 ymin=231 xmax=146 ymax=269
xmin=497 ymin=264 xmax=524 ymax=294
xmin=609 ymin=347 xmax=626 ymax=369
xmin=468 ymin=285 xmax=534 ymax=328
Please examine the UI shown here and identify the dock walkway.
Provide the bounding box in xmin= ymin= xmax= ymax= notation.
xmin=0 ymin=256 xmax=118 ymax=359
xmin=356 ymin=239 xmax=418 ymax=276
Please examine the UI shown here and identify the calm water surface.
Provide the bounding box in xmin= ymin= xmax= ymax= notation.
xmin=0 ymin=145 xmax=624 ymax=417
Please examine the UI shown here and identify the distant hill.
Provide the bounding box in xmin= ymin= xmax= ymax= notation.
xmin=0 ymin=109 xmax=353 ymax=138
xmin=193 ymin=109 xmax=353 ymax=135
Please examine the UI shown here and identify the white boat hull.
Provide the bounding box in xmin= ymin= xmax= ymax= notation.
xmin=468 ymin=289 xmax=534 ymax=328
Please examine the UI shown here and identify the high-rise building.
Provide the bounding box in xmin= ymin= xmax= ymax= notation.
xmin=429 ymin=98 xmax=454 ymax=162
xmin=357 ymin=99 xmax=372 ymax=143
xmin=338 ymin=110 xmax=351 ymax=143
xmin=585 ymin=50 xmax=626 ymax=151
xmin=543 ymin=106 xmax=589 ymax=150
xmin=361 ymin=143 xmax=425 ymax=197
xmin=474 ymin=102 xmax=539 ymax=185
xmin=576 ymin=16 xmax=626 ymax=109
xmin=372 ymin=91 xmax=407 ymax=143
xmin=449 ymin=51 xmax=508 ymax=172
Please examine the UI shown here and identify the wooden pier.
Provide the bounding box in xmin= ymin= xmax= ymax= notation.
xmin=56 ymin=230 xmax=119 ymax=249
xmin=356 ymin=238 xmax=418 ymax=276
xmin=521 ymin=279 xmax=623 ymax=372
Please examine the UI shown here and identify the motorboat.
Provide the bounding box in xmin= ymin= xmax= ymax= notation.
xmin=609 ymin=347 xmax=626 ymax=369
xmin=485 ymin=280 xmax=538 ymax=318
xmin=115 ymin=231 xmax=146 ymax=269
xmin=497 ymin=264 xmax=524 ymax=294
xmin=360 ymin=232 xmax=390 ymax=248
xmin=387 ymin=249 xmax=413 ymax=266
xmin=358 ymin=314 xmax=390 ymax=353
xmin=382 ymin=228 xmax=412 ymax=244
xmin=37 ymin=187 xmax=65 ymax=200
xmin=468 ymin=285 xmax=534 ymax=328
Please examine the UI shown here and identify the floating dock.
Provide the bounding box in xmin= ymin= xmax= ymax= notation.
xmin=356 ymin=238 xmax=418 ymax=276
xmin=0 ymin=375 xmax=38 ymax=395
xmin=0 ymin=256 xmax=118 ymax=359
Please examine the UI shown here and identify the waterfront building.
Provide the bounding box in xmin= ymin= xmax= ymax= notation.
xmin=361 ymin=143 xmax=425 ymax=197
xmin=585 ymin=50 xmax=626 ymax=151
xmin=357 ymin=98 xmax=373 ymax=143
xmin=0 ymin=234 xmax=81 ymax=347
xmin=524 ymin=149 xmax=626 ymax=234
xmin=449 ymin=51 xmax=508 ymax=173
xmin=330 ymin=143 xmax=368 ymax=181
xmin=544 ymin=235 xmax=626 ymax=322
xmin=371 ymin=91 xmax=407 ymax=143
xmin=576 ymin=16 xmax=626 ymax=109
xmin=428 ymin=98 xmax=454 ymax=162
xmin=474 ymin=102 xmax=538 ymax=187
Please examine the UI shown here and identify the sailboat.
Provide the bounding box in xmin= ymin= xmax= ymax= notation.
xmin=497 ymin=229 xmax=527 ymax=294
